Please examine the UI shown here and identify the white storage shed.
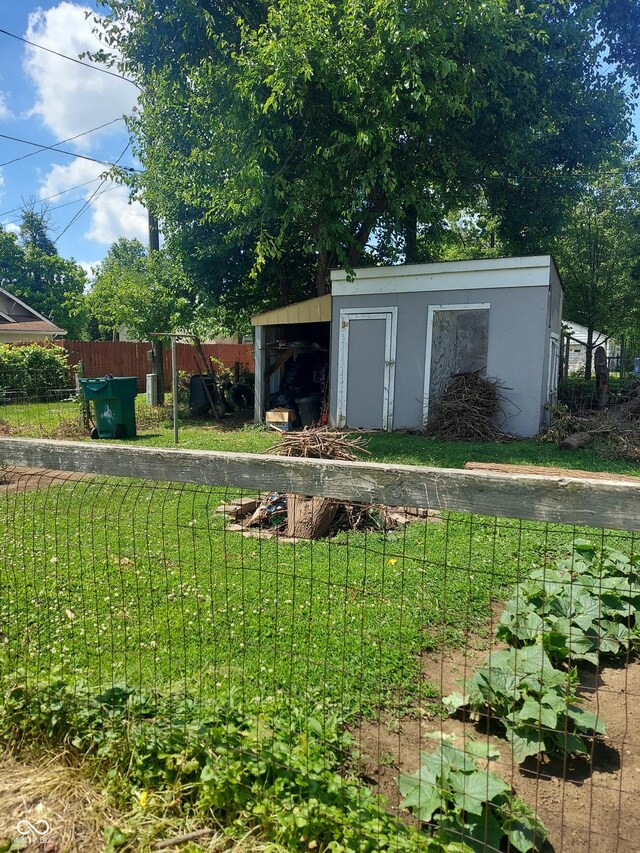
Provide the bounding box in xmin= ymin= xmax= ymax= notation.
xmin=253 ymin=256 xmax=563 ymax=437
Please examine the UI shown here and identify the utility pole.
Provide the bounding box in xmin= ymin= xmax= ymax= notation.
xmin=148 ymin=209 xmax=164 ymax=404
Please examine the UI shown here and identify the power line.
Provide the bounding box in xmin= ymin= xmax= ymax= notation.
xmin=0 ymin=179 xmax=105 ymax=218
xmin=54 ymin=143 xmax=133 ymax=244
xmin=0 ymin=118 xmax=126 ymax=168
xmin=1 ymin=185 xmax=121 ymax=228
xmin=0 ymin=27 xmax=140 ymax=89
xmin=0 ymin=133 xmax=140 ymax=172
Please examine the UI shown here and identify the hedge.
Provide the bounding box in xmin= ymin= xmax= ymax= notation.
xmin=0 ymin=343 xmax=71 ymax=398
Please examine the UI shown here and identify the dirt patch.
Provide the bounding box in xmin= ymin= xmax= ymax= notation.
xmin=0 ymin=466 xmax=86 ymax=495
xmin=353 ymin=639 xmax=640 ymax=852
xmin=464 ymin=461 xmax=640 ymax=483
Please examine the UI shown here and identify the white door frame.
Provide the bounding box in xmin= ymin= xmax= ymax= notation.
xmin=423 ymin=302 xmax=490 ymax=424
xmin=336 ymin=307 xmax=398 ymax=430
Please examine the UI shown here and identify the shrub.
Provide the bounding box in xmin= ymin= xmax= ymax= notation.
xmin=0 ymin=343 xmax=71 ymax=399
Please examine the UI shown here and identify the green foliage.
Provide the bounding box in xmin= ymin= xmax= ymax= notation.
xmin=444 ymin=645 xmax=605 ymax=764
xmin=444 ymin=540 xmax=640 ymax=765
xmin=496 ymin=541 xmax=640 ymax=666
xmin=85 ymin=239 xmax=219 ymax=340
xmin=95 ymin=0 xmax=632 ymax=310
xmin=18 ymin=206 xmax=57 ymax=256
xmin=399 ymin=735 xmax=547 ymax=852
xmin=0 ymin=675 xmax=458 ymax=852
xmin=550 ymin=159 xmax=640 ymax=342
xmin=0 ymin=343 xmax=71 ymax=397
xmin=0 ymin=222 xmax=88 ymax=339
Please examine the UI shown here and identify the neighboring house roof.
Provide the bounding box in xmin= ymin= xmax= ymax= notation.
xmin=563 ymin=321 xmax=608 ymax=347
xmin=0 ymin=286 xmax=66 ymax=337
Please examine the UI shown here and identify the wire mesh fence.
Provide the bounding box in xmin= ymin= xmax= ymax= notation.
xmin=0 ymin=439 xmax=639 ymax=851
xmin=558 ymin=333 xmax=640 ymax=413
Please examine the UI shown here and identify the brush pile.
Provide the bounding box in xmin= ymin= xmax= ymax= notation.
xmin=540 ymin=404 xmax=640 ymax=461
xmin=548 ymin=365 xmax=640 ymax=459
xmin=268 ymin=427 xmax=370 ymax=460
xmin=424 ymin=371 xmax=508 ymax=441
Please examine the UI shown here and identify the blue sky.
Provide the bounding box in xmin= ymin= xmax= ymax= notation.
xmin=0 ymin=1 xmax=146 ymax=274
xmin=0 ymin=2 xmax=639 ymax=278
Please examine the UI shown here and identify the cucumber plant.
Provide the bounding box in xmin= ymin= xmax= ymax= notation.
xmin=443 ymin=645 xmax=605 ymax=763
xmin=399 ymin=734 xmax=547 ymax=852
xmin=497 ymin=541 xmax=640 ymax=665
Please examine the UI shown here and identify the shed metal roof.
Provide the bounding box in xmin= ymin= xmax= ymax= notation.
xmin=251 ymin=294 xmax=332 ymax=326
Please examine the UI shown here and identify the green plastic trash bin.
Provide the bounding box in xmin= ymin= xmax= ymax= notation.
xmin=79 ymin=376 xmax=138 ymax=439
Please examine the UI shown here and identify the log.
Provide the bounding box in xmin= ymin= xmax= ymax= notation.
xmin=286 ymin=494 xmax=337 ymax=539
xmin=559 ymin=431 xmax=592 ymax=451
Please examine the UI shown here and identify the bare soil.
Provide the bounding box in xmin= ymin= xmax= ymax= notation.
xmin=353 ymin=626 xmax=640 ymax=852
xmin=0 ymin=466 xmax=85 ymax=494
xmin=463 ymin=461 xmax=640 ymax=483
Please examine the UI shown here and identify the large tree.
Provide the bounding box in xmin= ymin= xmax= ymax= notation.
xmin=96 ymin=0 xmax=635 ymax=320
xmin=550 ymin=162 xmax=640 ymax=378
xmin=0 ymin=216 xmax=88 ymax=339
xmin=85 ymin=238 xmax=217 ymax=341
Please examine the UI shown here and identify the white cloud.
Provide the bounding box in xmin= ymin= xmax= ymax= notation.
xmin=24 ymin=2 xmax=137 ymax=147
xmin=3 ymin=222 xmax=20 ymax=236
xmin=40 ymin=158 xmax=148 ymax=246
xmin=0 ymin=91 xmax=10 ymax=122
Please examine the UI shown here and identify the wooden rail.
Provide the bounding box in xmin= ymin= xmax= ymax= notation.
xmin=0 ymin=438 xmax=638 ymax=531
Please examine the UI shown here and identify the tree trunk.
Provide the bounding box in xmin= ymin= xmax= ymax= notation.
xmin=277 ymin=263 xmax=289 ymax=306
xmin=286 ymin=494 xmax=337 ymax=539
xmin=594 ymin=345 xmax=609 ymax=409
xmin=151 ymin=339 xmax=165 ymax=405
xmin=585 ymin=327 xmax=594 ymax=380
xmin=315 ymin=250 xmax=332 ymax=296
xmin=404 ymin=204 xmax=418 ymax=264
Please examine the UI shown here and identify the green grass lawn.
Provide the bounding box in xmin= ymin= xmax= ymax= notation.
xmin=1 ymin=395 xmax=639 ymax=475
xmin=1 ymin=396 xmax=638 ymax=849
xmin=0 ymin=475 xmax=634 ymax=717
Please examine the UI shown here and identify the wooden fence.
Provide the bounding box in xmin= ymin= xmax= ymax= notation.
xmin=59 ymin=340 xmax=254 ymax=391
xmin=1 ymin=437 xmax=639 ymax=531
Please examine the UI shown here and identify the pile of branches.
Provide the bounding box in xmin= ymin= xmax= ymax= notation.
xmin=268 ymin=427 xmax=370 ymax=460
xmin=424 ymin=371 xmax=508 ymax=441
xmin=605 ymin=423 xmax=640 ymax=461
xmin=541 ymin=406 xmax=640 ymax=461
xmin=539 ymin=405 xmax=592 ymax=444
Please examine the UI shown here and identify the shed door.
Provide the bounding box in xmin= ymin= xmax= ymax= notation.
xmin=336 ymin=308 xmax=397 ymax=430
xmin=423 ymin=303 xmax=490 ymax=423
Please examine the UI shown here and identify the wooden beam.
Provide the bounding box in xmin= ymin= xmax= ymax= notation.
xmin=0 ymin=438 xmax=639 ymax=531
xmin=264 ymin=347 xmax=293 ymax=381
